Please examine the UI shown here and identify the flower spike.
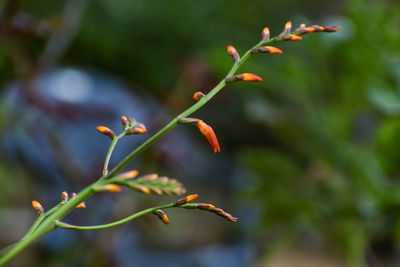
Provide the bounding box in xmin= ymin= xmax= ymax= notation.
xmin=193 ymin=91 xmax=206 ymax=102
xmin=227 ymin=45 xmax=240 ymax=62
xmin=96 ymin=126 xmax=116 ymax=139
xmin=32 ymin=200 xmax=44 ymax=214
xmin=195 ymin=121 xmax=220 ymax=153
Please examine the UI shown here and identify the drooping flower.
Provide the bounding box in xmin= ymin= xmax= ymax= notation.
xmin=195 ymin=121 xmax=220 ymax=153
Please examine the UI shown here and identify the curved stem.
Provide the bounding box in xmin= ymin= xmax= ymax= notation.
xmin=55 ymin=203 xmax=198 ymax=230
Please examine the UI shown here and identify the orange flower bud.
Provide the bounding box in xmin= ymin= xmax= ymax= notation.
xmin=129 ymin=184 xmax=151 ymax=194
xmin=310 ymin=25 xmax=324 ymax=32
xmin=126 ymin=123 xmax=147 ymax=135
xmin=96 ymin=126 xmax=116 ymax=139
xmin=154 ymin=209 xmax=170 ymax=225
xmin=261 ymin=27 xmax=270 ymax=41
xmin=121 ymin=115 xmax=129 ymax=128
xmin=322 ymin=26 xmax=341 ymax=32
xmin=252 ymin=46 xmax=282 ymax=54
xmin=174 ymin=194 xmax=199 ymax=206
xmin=277 ymin=34 xmax=302 ymax=41
xmin=197 ymin=203 xmax=216 ymax=210
xmin=283 ymin=21 xmax=292 ymax=34
xmin=240 ymin=73 xmax=263 ymax=82
xmin=227 ymin=45 xmax=240 ymax=62
xmin=94 ymin=184 xmax=122 ymax=192
xmin=61 ymin=191 xmax=68 ymax=202
xmin=32 ymin=200 xmax=44 ymax=213
xmin=76 ymin=201 xmax=86 ymax=209
xmin=117 ymin=170 xmax=139 ymax=180
xmin=195 ymin=121 xmax=220 ymax=153
xmin=193 ymin=91 xmax=206 ymax=102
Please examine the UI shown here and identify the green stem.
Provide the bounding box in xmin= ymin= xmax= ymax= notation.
xmin=55 ymin=203 xmax=198 ymax=230
xmin=103 ymin=132 xmax=125 ymax=176
xmin=0 ymin=34 xmax=283 ymax=265
xmin=106 ymin=38 xmax=273 ymax=178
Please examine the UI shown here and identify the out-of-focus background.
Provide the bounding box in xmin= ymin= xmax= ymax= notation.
xmin=0 ymin=0 xmax=400 ymax=266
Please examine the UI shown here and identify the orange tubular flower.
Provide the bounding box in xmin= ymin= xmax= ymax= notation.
xmin=32 ymin=200 xmax=44 ymax=213
xmin=96 ymin=126 xmax=116 ymax=139
xmin=195 ymin=121 xmax=220 ymax=153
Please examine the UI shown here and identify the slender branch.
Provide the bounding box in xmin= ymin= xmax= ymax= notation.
xmin=105 ymin=38 xmax=272 ymax=178
xmin=103 ymin=132 xmax=125 ymax=176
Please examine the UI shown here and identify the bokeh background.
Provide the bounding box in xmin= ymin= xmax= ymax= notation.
xmin=1 ymin=0 xmax=400 ymax=266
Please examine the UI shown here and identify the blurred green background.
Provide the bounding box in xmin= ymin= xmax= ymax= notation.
xmin=1 ymin=0 xmax=400 ymax=266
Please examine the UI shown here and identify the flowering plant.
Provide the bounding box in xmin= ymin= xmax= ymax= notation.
xmin=0 ymin=21 xmax=340 ymax=265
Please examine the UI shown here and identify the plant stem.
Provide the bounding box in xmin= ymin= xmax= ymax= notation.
xmin=0 ymin=34 xmax=281 ymax=265
xmin=55 ymin=203 xmax=199 ymax=230
xmin=103 ymin=132 xmax=125 ymax=176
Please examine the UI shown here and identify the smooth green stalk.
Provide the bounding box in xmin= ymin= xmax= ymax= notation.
xmin=103 ymin=132 xmax=125 ymax=176
xmin=55 ymin=203 xmax=198 ymax=230
xmin=0 ymin=33 xmax=283 ymax=266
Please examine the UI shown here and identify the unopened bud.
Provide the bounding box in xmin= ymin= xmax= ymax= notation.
xmin=61 ymin=191 xmax=68 ymax=202
xmin=252 ymin=46 xmax=282 ymax=54
xmin=96 ymin=126 xmax=116 ymax=139
xmin=32 ymin=200 xmax=44 ymax=213
xmin=126 ymin=123 xmax=147 ymax=135
xmin=276 ymin=34 xmax=302 ymax=41
xmin=121 ymin=116 xmax=129 ymax=128
xmin=261 ymin=27 xmax=270 ymax=41
xmin=154 ymin=209 xmax=170 ymax=225
xmin=178 ymin=117 xmax=201 ymax=124
xmin=227 ymin=45 xmax=240 ymax=62
xmin=174 ymin=194 xmax=198 ymax=206
xmin=322 ymin=26 xmax=341 ymax=32
xmin=116 ymin=170 xmax=139 ymax=180
xmin=70 ymin=192 xmax=77 ymax=199
xmin=93 ymin=184 xmax=122 ymax=192
xmin=76 ymin=201 xmax=86 ymax=209
xmin=129 ymin=184 xmax=151 ymax=194
xmin=310 ymin=25 xmax=324 ymax=32
xmin=195 ymin=121 xmax=221 ymax=153
xmin=197 ymin=203 xmax=216 ymax=210
xmin=193 ymin=91 xmax=206 ymax=102
xmin=282 ymin=21 xmax=292 ymax=34
xmin=226 ymin=73 xmax=262 ymax=83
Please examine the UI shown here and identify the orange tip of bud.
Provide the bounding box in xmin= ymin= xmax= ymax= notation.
xmin=252 ymin=46 xmax=282 ymax=54
xmin=76 ymin=202 xmax=86 ymax=209
xmin=61 ymin=191 xmax=68 ymax=201
xmin=117 ymin=170 xmax=139 ymax=180
xmin=32 ymin=200 xmax=44 ymax=213
xmin=193 ymin=91 xmax=206 ymax=102
xmin=154 ymin=210 xmax=170 ymax=225
xmin=241 ymin=73 xmax=263 ymax=82
xmin=262 ymin=27 xmax=270 ymax=40
xmin=94 ymin=184 xmax=122 ymax=192
xmin=283 ymin=21 xmax=292 ymax=33
xmin=174 ymin=194 xmax=199 ymax=205
xmin=96 ymin=126 xmax=116 ymax=139
xmin=227 ymin=45 xmax=239 ymax=62
xmin=195 ymin=121 xmax=220 ymax=153
xmin=121 ymin=116 xmax=129 ymax=127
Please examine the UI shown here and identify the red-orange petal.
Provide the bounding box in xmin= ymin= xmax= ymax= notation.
xmin=196 ymin=121 xmax=220 ymax=153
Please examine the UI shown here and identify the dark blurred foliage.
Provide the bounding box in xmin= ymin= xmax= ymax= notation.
xmin=1 ymin=0 xmax=400 ymax=266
